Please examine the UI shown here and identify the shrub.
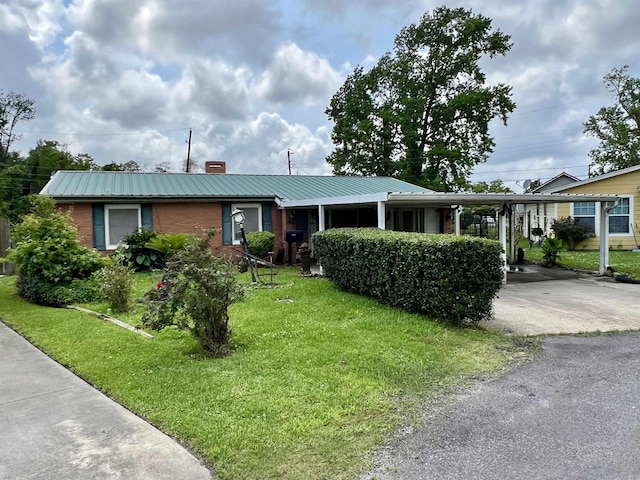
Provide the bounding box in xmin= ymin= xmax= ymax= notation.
xmin=98 ymin=261 xmax=133 ymax=313
xmin=312 ymin=228 xmax=503 ymax=325
xmin=551 ymin=217 xmax=593 ymax=251
xmin=541 ymin=237 xmax=562 ymax=267
xmin=122 ymin=228 xmax=164 ymax=271
xmin=245 ymin=231 xmax=276 ymax=259
xmin=142 ymin=229 xmax=245 ymax=356
xmin=9 ymin=196 xmax=105 ymax=306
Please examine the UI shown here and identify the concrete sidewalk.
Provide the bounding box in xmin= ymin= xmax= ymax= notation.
xmin=487 ymin=266 xmax=640 ymax=335
xmin=0 ymin=322 xmax=212 ymax=480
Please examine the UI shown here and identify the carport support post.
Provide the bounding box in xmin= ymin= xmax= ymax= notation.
xmin=599 ymin=201 xmax=612 ymax=275
xmin=454 ymin=206 xmax=462 ymax=236
xmin=508 ymin=205 xmax=516 ymax=264
xmin=497 ymin=206 xmax=508 ymax=284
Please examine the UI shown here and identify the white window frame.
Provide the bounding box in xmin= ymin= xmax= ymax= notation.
xmin=607 ymin=197 xmax=631 ymax=235
xmin=571 ymin=201 xmax=596 ymax=235
xmin=104 ymin=204 xmax=142 ymax=250
xmin=570 ymin=197 xmax=633 ymax=237
xmin=231 ymin=203 xmax=262 ymax=245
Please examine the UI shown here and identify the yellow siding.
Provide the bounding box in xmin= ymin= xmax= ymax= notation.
xmin=556 ymin=171 xmax=640 ymax=250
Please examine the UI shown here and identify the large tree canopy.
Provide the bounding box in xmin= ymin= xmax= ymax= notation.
xmin=0 ymin=90 xmax=36 ymax=163
xmin=325 ymin=6 xmax=516 ymax=192
xmin=583 ymin=66 xmax=640 ymax=175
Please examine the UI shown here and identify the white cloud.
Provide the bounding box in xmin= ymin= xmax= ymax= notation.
xmin=253 ymin=43 xmax=343 ymax=107
xmin=172 ymin=60 xmax=252 ymax=121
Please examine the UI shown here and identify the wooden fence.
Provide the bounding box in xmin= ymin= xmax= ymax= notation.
xmin=0 ymin=218 xmax=13 ymax=275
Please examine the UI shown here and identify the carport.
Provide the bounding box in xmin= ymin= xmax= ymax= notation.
xmin=279 ymin=192 xmax=619 ymax=283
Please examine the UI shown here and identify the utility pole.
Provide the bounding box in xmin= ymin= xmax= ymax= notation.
xmin=287 ymin=149 xmax=293 ymax=175
xmin=185 ymin=128 xmax=192 ymax=173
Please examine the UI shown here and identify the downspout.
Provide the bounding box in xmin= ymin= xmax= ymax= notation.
xmin=599 ymin=199 xmax=620 ymax=275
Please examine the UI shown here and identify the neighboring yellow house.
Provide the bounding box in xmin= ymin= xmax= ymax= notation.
xmin=517 ymin=172 xmax=579 ymax=242
xmin=548 ymin=164 xmax=640 ymax=250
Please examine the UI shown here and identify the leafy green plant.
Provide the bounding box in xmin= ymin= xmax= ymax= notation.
xmin=245 ymin=231 xmax=275 ymax=259
xmin=145 ymin=232 xmax=196 ymax=256
xmin=143 ymin=229 xmax=245 ymax=356
xmin=541 ymin=237 xmax=563 ymax=267
xmin=551 ymin=216 xmax=594 ymax=251
xmin=9 ymin=196 xmax=105 ymax=305
xmin=122 ymin=228 xmax=164 ymax=271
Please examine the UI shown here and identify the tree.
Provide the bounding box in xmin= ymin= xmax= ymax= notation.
xmin=583 ymin=66 xmax=640 ymax=175
xmin=1 ymin=140 xmax=96 ymax=221
xmin=468 ymin=179 xmax=512 ymax=193
xmin=326 ymin=6 xmax=516 ymax=191
xmin=21 ymin=140 xmax=97 ymax=195
xmin=0 ymin=90 xmax=36 ymax=163
xmin=102 ymin=160 xmax=141 ymax=171
xmin=465 ymin=179 xmax=512 ymax=223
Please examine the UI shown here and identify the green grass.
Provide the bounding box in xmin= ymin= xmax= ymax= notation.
xmin=523 ymin=245 xmax=640 ymax=277
xmin=0 ymin=269 xmax=532 ymax=480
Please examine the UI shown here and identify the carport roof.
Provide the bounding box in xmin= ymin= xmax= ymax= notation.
xmin=277 ymin=191 xmax=619 ymax=208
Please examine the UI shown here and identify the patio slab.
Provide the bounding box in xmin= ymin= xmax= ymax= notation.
xmin=488 ymin=267 xmax=640 ymax=335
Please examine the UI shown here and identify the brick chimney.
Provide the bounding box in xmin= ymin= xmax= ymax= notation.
xmin=205 ymin=161 xmax=226 ymax=174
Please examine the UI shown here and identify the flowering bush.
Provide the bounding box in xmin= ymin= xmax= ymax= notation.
xmin=142 ymin=229 xmax=245 ymax=356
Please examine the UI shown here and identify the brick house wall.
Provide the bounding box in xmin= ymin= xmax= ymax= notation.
xmin=57 ymin=201 xmax=286 ymax=259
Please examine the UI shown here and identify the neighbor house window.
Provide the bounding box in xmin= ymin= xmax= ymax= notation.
xmin=105 ymin=204 xmax=141 ymax=249
xmin=232 ymin=203 xmax=262 ymax=244
xmin=608 ymin=197 xmax=631 ymax=234
xmin=572 ymin=202 xmax=595 ymax=233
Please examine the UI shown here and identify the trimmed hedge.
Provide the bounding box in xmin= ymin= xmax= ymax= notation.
xmin=246 ymin=231 xmax=276 ymax=259
xmin=312 ymin=228 xmax=503 ymax=324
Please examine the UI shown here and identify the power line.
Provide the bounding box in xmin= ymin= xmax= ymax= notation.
xmin=12 ymin=127 xmax=190 ymax=136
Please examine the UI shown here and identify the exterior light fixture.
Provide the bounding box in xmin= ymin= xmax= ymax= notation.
xmin=231 ymin=207 xmax=245 ymax=227
xmin=230 ymin=207 xmax=256 ymax=283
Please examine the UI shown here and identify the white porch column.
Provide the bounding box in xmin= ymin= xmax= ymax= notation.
xmin=377 ymin=201 xmax=386 ymax=229
xmin=454 ymin=206 xmax=462 ymax=236
xmin=497 ymin=206 xmax=508 ymax=284
xmin=317 ymin=204 xmax=326 ymax=274
xmin=318 ymin=204 xmax=325 ymax=232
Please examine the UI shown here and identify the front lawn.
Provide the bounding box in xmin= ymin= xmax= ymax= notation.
xmin=0 ymin=269 xmax=532 ymax=480
xmin=523 ymin=246 xmax=640 ymax=277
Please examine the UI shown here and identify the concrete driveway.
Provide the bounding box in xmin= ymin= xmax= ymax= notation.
xmin=486 ymin=265 xmax=640 ymax=335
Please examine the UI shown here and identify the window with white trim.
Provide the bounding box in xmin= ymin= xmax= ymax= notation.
xmin=232 ymin=203 xmax=262 ymax=244
xmin=105 ymin=204 xmax=141 ymax=249
xmin=608 ymin=197 xmax=630 ymax=234
xmin=572 ymin=201 xmax=596 ymax=234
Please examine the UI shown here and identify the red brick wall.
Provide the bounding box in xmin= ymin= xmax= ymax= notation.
xmin=57 ymin=203 xmax=94 ymax=247
xmin=57 ymin=201 xmax=285 ymax=257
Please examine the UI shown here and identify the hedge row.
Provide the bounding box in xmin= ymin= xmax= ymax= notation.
xmin=312 ymin=228 xmax=504 ymax=324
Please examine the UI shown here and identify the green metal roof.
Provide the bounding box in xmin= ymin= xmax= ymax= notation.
xmin=41 ymin=171 xmax=433 ymax=201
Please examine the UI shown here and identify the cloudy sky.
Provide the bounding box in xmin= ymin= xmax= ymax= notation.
xmin=1 ymin=0 xmax=639 ymax=190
